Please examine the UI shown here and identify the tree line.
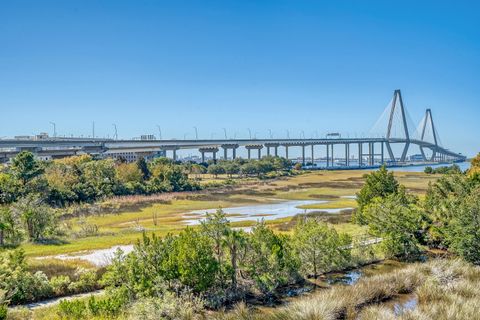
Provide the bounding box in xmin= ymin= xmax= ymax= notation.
xmin=354 ymin=154 xmax=480 ymax=264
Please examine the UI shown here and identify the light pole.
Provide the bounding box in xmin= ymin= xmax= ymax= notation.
xmin=223 ymin=128 xmax=227 ymax=139
xmin=49 ymin=122 xmax=57 ymax=138
xmin=92 ymin=121 xmax=95 ymax=139
xmin=156 ymin=125 xmax=162 ymax=140
xmin=268 ymin=129 xmax=273 ymax=139
xmin=286 ymin=130 xmax=290 ymax=139
xmin=248 ymin=128 xmax=252 ymax=139
xmin=112 ymin=124 xmax=118 ymax=140
xmin=193 ymin=127 xmax=198 ymax=140
xmin=301 ymin=130 xmax=305 ymax=139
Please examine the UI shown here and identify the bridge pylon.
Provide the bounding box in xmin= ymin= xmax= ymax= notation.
xmin=419 ymin=108 xmax=439 ymax=161
xmin=386 ymin=89 xmax=410 ymax=162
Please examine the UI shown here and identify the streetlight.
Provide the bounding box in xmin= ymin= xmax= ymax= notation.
xmin=156 ymin=125 xmax=162 ymax=140
xmin=286 ymin=130 xmax=290 ymax=139
xmin=301 ymin=130 xmax=305 ymax=139
xmin=193 ymin=127 xmax=198 ymax=140
xmin=222 ymin=128 xmax=227 ymax=139
xmin=49 ymin=122 xmax=56 ymax=138
xmin=268 ymin=129 xmax=273 ymax=139
xmin=248 ymin=128 xmax=252 ymax=139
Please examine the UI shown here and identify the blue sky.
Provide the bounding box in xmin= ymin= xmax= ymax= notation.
xmin=0 ymin=0 xmax=478 ymax=157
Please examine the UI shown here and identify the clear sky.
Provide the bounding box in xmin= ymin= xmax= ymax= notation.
xmin=1 ymin=0 xmax=478 ymax=157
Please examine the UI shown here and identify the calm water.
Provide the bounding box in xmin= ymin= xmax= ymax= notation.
xmin=183 ymin=200 xmax=352 ymax=225
xmin=305 ymin=160 xmax=470 ymax=172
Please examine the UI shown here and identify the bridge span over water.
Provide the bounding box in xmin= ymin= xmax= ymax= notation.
xmin=0 ymin=90 xmax=466 ymax=167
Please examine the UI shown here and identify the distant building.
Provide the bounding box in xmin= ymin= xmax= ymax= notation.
xmin=409 ymin=154 xmax=424 ymax=161
xmin=140 ymin=134 xmax=156 ymax=141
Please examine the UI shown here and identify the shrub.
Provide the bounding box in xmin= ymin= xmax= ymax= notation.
xmin=58 ymin=299 xmax=87 ymax=319
xmin=50 ymin=275 xmax=71 ymax=296
xmin=68 ymin=270 xmax=98 ymax=293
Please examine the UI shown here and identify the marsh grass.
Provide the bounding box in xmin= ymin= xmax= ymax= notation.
xmin=212 ymin=259 xmax=479 ymax=320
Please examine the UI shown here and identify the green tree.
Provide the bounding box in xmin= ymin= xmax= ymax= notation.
xmin=0 ymin=173 xmax=21 ymax=205
xmin=11 ymin=196 xmax=56 ymax=241
xmin=0 ymin=207 xmax=22 ymax=246
xmin=243 ymin=221 xmax=299 ymax=293
xmin=10 ymin=152 xmax=43 ymax=185
xmin=355 ymin=165 xmax=400 ymax=224
xmin=174 ymin=228 xmax=219 ymax=292
xmin=201 ymin=209 xmax=229 ymax=266
xmin=445 ymin=188 xmax=480 ymax=264
xmin=207 ymin=164 xmax=225 ymax=178
xmin=224 ymin=229 xmax=247 ymax=289
xmin=293 ymin=218 xmax=351 ymax=278
xmin=363 ymin=193 xmax=423 ymax=259
xmin=136 ymin=157 xmax=150 ymax=180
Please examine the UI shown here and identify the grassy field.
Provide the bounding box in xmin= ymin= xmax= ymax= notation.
xmin=22 ymin=170 xmax=437 ymax=257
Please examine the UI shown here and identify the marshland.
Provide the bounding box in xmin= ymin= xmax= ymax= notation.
xmin=1 ymin=152 xmax=479 ymax=320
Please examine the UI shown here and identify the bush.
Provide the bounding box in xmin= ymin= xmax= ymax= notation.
xmin=50 ymin=275 xmax=71 ymax=296
xmin=0 ymin=305 xmax=6 ymax=320
xmin=68 ymin=270 xmax=98 ymax=294
xmin=58 ymin=299 xmax=87 ymax=319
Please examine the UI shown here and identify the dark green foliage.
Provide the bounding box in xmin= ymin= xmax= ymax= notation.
xmin=175 ymin=228 xmax=219 ymax=292
xmin=243 ymin=221 xmax=300 ymax=294
xmin=136 ymin=157 xmax=150 ymax=180
xmin=0 ymin=304 xmax=6 ymax=320
xmin=293 ymin=218 xmax=352 ymax=277
xmin=11 ymin=196 xmax=57 ymax=241
xmin=355 ymin=165 xmax=400 ymax=225
xmin=10 ymin=151 xmax=43 ymax=185
xmin=363 ymin=192 xmax=423 ymax=259
xmin=446 ymin=188 xmax=480 ymax=264
xmin=424 ymin=164 xmax=462 ymax=174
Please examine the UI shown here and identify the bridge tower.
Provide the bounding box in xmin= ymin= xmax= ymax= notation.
xmin=385 ymin=89 xmax=410 ymax=162
xmin=419 ymin=108 xmax=438 ymax=161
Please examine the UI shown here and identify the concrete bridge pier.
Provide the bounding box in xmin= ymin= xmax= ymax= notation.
xmin=311 ymin=145 xmax=314 ymax=164
xmin=285 ymin=145 xmax=289 ymax=160
xmin=161 ymin=147 xmax=179 ymax=161
xmin=302 ymin=145 xmax=306 ymax=165
xmin=199 ymin=147 xmax=219 ymax=163
xmin=369 ymin=142 xmax=375 ymax=166
xmin=246 ymin=145 xmax=263 ymax=160
xmin=358 ymin=143 xmax=363 ymax=166
xmin=331 ymin=144 xmax=334 ymax=167
xmin=381 ymin=142 xmax=385 ymax=164
xmin=265 ymin=143 xmax=280 ymax=158
xmin=221 ymin=144 xmax=239 ymax=160
xmin=345 ymin=143 xmax=350 ymax=166
xmin=326 ymin=144 xmax=329 ymax=167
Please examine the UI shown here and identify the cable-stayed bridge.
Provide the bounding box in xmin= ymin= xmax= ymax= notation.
xmin=0 ymin=90 xmax=466 ymax=167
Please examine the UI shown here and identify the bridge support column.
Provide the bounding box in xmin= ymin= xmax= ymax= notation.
xmin=285 ymin=146 xmax=289 ymax=160
xmin=331 ymin=144 xmax=334 ymax=167
xmin=358 ymin=143 xmax=362 ymax=166
xmin=381 ymin=142 xmax=384 ymax=164
xmin=266 ymin=146 xmax=270 ymax=156
xmin=326 ymin=144 xmax=330 ymax=167
xmin=224 ymin=148 xmax=228 ymax=160
xmin=201 ymin=151 xmax=205 ymax=163
xmin=258 ymin=148 xmax=261 ymax=160
xmin=247 ymin=148 xmax=251 ymax=160
xmin=345 ymin=144 xmax=349 ymax=166
xmin=274 ymin=146 xmax=278 ymax=157
xmin=302 ymin=145 xmax=306 ymax=165
xmin=311 ymin=145 xmax=314 ymax=165
xmin=233 ymin=148 xmax=236 ymax=159
xmin=172 ymin=149 xmax=177 ymax=161
xmin=386 ymin=141 xmax=395 ymax=162
xmin=368 ymin=142 xmax=375 ymax=166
